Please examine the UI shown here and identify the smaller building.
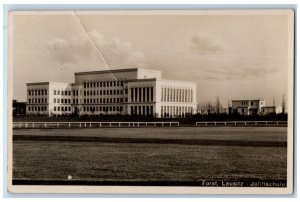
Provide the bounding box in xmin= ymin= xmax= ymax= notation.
xmin=261 ymin=106 xmax=282 ymax=115
xmin=231 ymin=99 xmax=265 ymax=115
xmin=13 ymin=100 xmax=27 ymax=116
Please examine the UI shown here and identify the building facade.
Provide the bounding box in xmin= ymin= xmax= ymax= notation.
xmin=231 ymin=99 xmax=265 ymax=115
xmin=26 ymin=68 xmax=197 ymax=118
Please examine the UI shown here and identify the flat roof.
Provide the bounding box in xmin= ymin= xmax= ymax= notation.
xmin=232 ymin=99 xmax=264 ymax=102
xmin=75 ymin=68 xmax=161 ymax=76
xmin=124 ymin=78 xmax=196 ymax=84
xmin=27 ymin=82 xmax=50 ymax=86
xmin=27 ymin=82 xmax=70 ymax=86
xmin=125 ymin=78 xmax=157 ymax=82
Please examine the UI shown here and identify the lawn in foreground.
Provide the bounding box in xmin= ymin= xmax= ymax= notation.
xmin=13 ymin=141 xmax=286 ymax=181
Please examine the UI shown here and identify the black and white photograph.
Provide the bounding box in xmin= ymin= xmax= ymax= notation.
xmin=8 ymin=10 xmax=294 ymax=194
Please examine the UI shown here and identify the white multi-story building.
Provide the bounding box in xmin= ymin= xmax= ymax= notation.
xmin=26 ymin=68 xmax=197 ymax=118
xmin=231 ymin=99 xmax=265 ymax=115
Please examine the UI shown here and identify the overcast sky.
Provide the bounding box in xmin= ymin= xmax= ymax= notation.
xmin=10 ymin=11 xmax=293 ymax=107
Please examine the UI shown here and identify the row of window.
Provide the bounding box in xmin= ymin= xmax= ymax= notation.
xmin=130 ymin=105 xmax=154 ymax=115
xmin=130 ymin=87 xmax=154 ymax=102
xmin=161 ymin=106 xmax=193 ymax=118
xmin=83 ymin=80 xmax=124 ymax=88
xmin=27 ymin=106 xmax=47 ymax=111
xmin=54 ymin=98 xmax=79 ymax=104
xmin=84 ymin=97 xmax=126 ymax=104
xmin=161 ymin=88 xmax=193 ymax=103
xmin=53 ymin=90 xmax=78 ymax=96
xmin=53 ymin=106 xmax=72 ymax=112
xmin=28 ymin=98 xmax=47 ymax=104
xmin=84 ymin=89 xmax=126 ymax=96
xmin=240 ymin=101 xmax=249 ymax=106
xmin=83 ymin=106 xmax=123 ymax=112
xmin=28 ymin=89 xmax=47 ymax=96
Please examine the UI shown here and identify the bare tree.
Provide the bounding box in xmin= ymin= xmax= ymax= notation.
xmin=282 ymin=94 xmax=286 ymax=114
xmin=215 ymin=97 xmax=221 ymax=114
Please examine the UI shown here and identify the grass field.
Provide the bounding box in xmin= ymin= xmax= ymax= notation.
xmin=13 ymin=127 xmax=287 ymax=183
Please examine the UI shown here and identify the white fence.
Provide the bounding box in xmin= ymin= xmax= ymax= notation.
xmin=13 ymin=122 xmax=180 ymax=129
xmin=195 ymin=121 xmax=288 ymax=127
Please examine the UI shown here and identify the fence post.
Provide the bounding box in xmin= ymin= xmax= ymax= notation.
xmin=109 ymin=123 xmax=111 ymax=127
xmin=69 ymin=123 xmax=71 ymax=128
xmin=45 ymin=123 xmax=46 ymax=128
xmin=25 ymin=123 xmax=27 ymax=128
xmin=90 ymin=123 xmax=91 ymax=127
xmin=19 ymin=123 xmax=21 ymax=128
xmin=245 ymin=122 xmax=247 ymax=126
xmin=32 ymin=123 xmax=34 ymax=128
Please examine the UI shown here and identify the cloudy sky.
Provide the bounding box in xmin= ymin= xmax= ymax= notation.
xmin=10 ymin=11 xmax=293 ymax=107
